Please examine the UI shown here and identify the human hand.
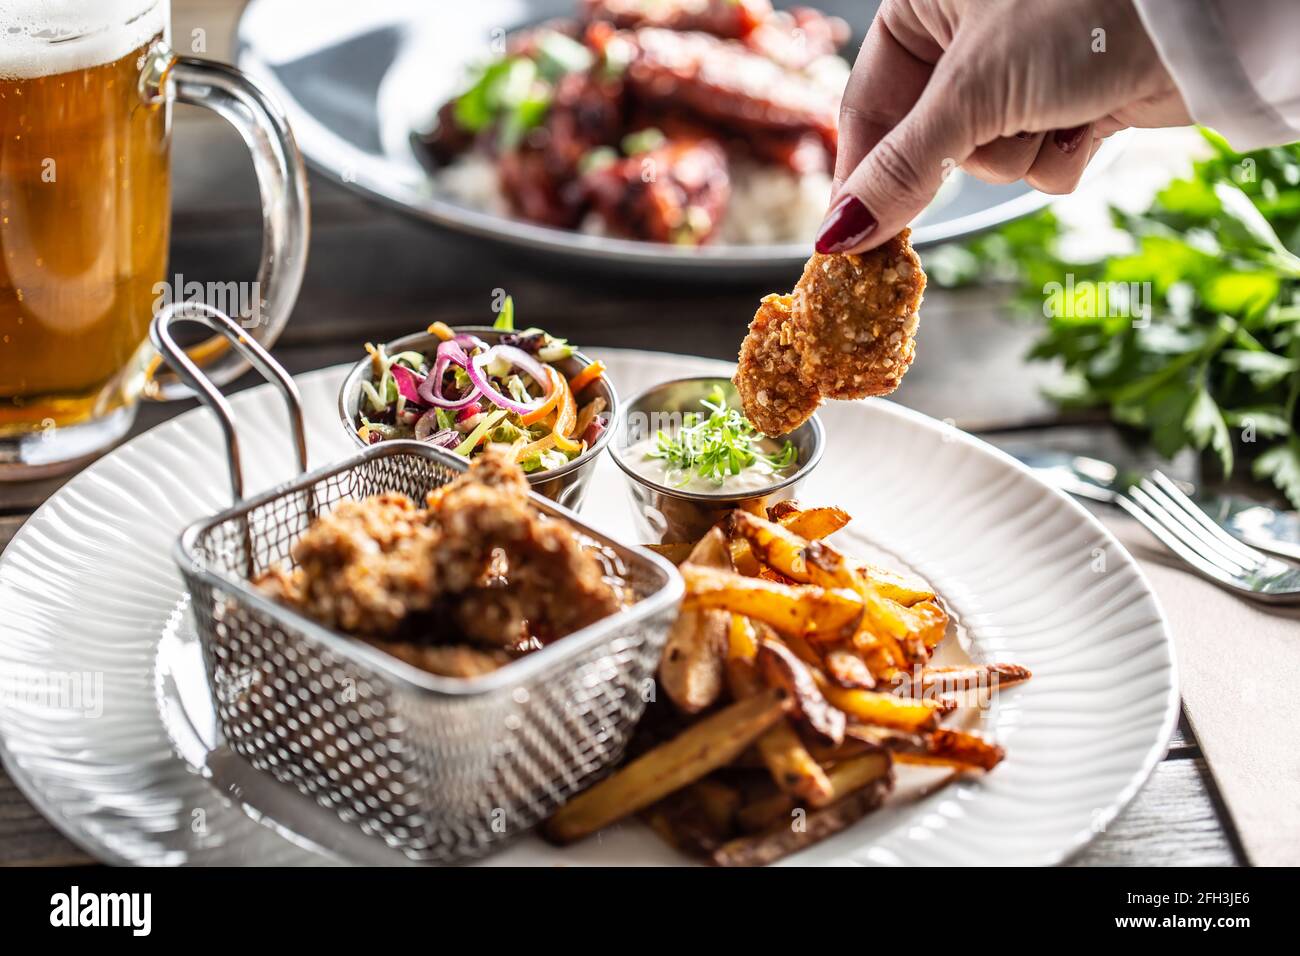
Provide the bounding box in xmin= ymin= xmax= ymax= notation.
xmin=818 ymin=0 xmax=1192 ymax=254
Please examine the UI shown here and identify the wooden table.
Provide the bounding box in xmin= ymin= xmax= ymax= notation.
xmin=0 ymin=0 xmax=1247 ymax=867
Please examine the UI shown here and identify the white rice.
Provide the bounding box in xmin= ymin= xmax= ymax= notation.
xmin=434 ymin=153 xmax=831 ymax=245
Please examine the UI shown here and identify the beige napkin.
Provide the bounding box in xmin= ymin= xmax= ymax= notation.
xmin=1102 ymin=513 xmax=1300 ymax=866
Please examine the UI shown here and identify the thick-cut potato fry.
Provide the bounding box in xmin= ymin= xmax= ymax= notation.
xmin=728 ymin=511 xmax=811 ymax=583
xmin=729 ymin=538 xmax=763 ymax=577
xmin=545 ymin=688 xmax=790 ymax=844
xmin=691 ymin=778 xmax=743 ymax=834
xmin=779 ymin=506 xmax=851 ymax=541
xmin=818 ymin=680 xmax=946 ymax=732
xmin=756 ymin=720 xmax=834 ymax=806
xmin=681 ymin=565 xmax=862 ymax=639
xmin=724 ymin=614 xmax=762 ymax=699
xmin=895 ymin=729 xmax=1006 ymax=772
xmin=642 ymin=778 xmax=741 ymax=856
xmin=758 ymin=638 xmax=845 ymax=745
xmin=766 ymin=500 xmax=802 ymax=522
xmin=736 ymin=751 xmax=892 ymax=832
xmin=907 ymin=663 xmax=1032 ymax=696
xmin=659 ymin=529 xmax=732 ymax=713
xmin=823 ymin=646 xmax=875 ymax=689
xmin=780 ymin=630 xmax=824 ymax=669
xmin=858 ymin=563 xmax=935 ymax=606
xmin=646 ymin=542 xmax=694 ymax=565
xmin=843 ymin=722 xmax=928 ymax=752
xmin=715 ymin=771 xmax=893 ymax=866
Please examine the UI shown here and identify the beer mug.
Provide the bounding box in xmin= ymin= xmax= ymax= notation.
xmin=0 ymin=1 xmax=308 ymax=478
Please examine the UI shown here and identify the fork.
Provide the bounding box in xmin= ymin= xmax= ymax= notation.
xmin=1117 ymin=471 xmax=1300 ymax=604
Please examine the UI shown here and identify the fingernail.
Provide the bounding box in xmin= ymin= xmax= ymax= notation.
xmin=815 ymin=195 xmax=877 ymax=254
xmin=1014 ymin=130 xmax=1033 ymax=140
xmin=1053 ymin=125 xmax=1088 ymax=154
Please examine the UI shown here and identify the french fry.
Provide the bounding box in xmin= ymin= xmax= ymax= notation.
xmin=843 ymin=722 xmax=928 ymax=752
xmin=544 ymin=688 xmax=790 ymax=844
xmin=724 ymin=613 xmax=762 ymax=699
xmin=758 ymin=638 xmax=845 ymax=745
xmin=681 ymin=565 xmax=862 ymax=640
xmin=715 ymin=767 xmax=893 ymax=866
xmin=735 ymin=751 xmax=892 ymax=832
xmin=818 ymin=680 xmax=946 ymax=733
xmin=756 ymin=720 xmax=834 ymax=806
xmin=895 ymin=729 xmax=1006 ymax=772
xmin=728 ymin=511 xmax=811 ymax=583
xmin=823 ymin=646 xmax=876 ymax=689
xmin=659 ymin=529 xmax=732 ymax=714
xmin=906 ymin=663 xmax=1032 ymax=696
xmin=779 ymin=506 xmax=850 ymax=541
xmin=642 ymin=778 xmax=741 ymax=856
xmin=858 ymin=563 xmax=935 ymax=606
xmin=779 ymin=630 xmax=824 ymax=669
xmin=765 ymin=500 xmax=802 ymax=521
xmin=729 ymin=538 xmax=762 ymax=577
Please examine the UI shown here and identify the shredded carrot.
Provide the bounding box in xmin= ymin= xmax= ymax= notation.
xmin=515 ymin=371 xmax=581 ymax=460
xmin=518 ymin=366 xmax=564 ymax=426
xmin=427 ymin=321 xmax=454 ymax=341
xmin=567 ymin=359 xmax=606 ymax=394
xmin=551 ymin=373 xmax=582 ymax=453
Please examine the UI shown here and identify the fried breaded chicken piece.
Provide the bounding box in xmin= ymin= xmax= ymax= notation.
xmin=790 ymin=231 xmax=925 ymax=400
xmin=733 ymin=293 xmax=822 ymax=436
xmin=255 ymin=449 xmax=624 ymax=672
xmin=429 ymin=463 xmax=623 ymax=646
xmin=286 ymin=492 xmax=442 ymax=637
xmin=734 ymin=231 xmax=926 ymax=434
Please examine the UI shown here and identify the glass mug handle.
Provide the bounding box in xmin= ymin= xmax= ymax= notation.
xmin=139 ymin=43 xmax=310 ymax=400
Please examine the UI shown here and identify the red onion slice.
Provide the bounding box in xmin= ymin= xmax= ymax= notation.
xmin=418 ymin=340 xmax=482 ymax=409
xmin=389 ymin=364 xmax=426 ymax=405
xmin=466 ymin=345 xmax=551 ymax=416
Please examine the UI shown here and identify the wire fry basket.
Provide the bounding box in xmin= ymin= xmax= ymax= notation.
xmin=154 ymin=304 xmax=683 ymax=862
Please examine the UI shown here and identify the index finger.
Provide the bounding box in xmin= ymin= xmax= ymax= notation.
xmin=832 ymin=10 xmax=938 ymax=198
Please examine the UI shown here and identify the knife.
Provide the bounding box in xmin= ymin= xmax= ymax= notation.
xmin=1011 ymin=449 xmax=1300 ymax=562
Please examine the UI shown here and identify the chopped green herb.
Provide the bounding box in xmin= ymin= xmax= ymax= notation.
xmin=933 ymin=128 xmax=1300 ymax=506
xmin=649 ymin=386 xmax=797 ymax=486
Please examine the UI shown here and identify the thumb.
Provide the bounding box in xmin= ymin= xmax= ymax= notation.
xmin=816 ymin=81 xmax=980 ymax=255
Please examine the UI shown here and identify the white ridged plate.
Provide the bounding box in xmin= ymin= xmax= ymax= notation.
xmin=0 ymin=349 xmax=1177 ymax=866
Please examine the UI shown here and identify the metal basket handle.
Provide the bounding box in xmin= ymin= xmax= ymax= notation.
xmin=150 ymin=302 xmax=308 ymax=502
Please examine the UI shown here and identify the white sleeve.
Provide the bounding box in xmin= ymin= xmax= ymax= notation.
xmin=1133 ymin=0 xmax=1300 ymax=150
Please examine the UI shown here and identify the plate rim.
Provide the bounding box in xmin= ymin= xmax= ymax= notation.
xmin=0 ymin=351 xmax=1178 ymax=866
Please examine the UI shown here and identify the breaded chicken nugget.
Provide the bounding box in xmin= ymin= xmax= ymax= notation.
xmin=790 ymin=230 xmax=925 ymax=400
xmin=733 ymin=293 xmax=823 ymax=437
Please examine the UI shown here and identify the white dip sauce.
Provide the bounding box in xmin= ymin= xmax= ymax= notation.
xmin=621 ymin=435 xmax=798 ymax=495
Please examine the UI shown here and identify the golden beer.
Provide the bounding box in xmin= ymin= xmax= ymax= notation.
xmin=0 ymin=36 xmax=170 ymax=432
xmin=0 ymin=1 xmax=308 ymax=476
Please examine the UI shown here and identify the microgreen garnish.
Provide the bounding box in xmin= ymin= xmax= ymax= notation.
xmin=649 ymin=386 xmax=797 ymax=486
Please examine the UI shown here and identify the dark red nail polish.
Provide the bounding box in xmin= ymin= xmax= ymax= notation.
xmin=815 ymin=195 xmax=877 ymax=254
xmin=1053 ymin=125 xmax=1088 ymax=154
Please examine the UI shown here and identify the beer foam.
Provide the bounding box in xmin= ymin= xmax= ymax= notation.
xmin=0 ymin=1 xmax=167 ymax=79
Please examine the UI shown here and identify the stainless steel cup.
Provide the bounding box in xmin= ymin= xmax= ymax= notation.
xmin=610 ymin=377 xmax=824 ymax=544
xmin=338 ymin=327 xmax=617 ymax=510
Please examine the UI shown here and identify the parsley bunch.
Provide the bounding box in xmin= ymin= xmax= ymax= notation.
xmin=932 ymin=129 xmax=1300 ymax=507
xmin=651 ymin=387 xmax=798 ymax=486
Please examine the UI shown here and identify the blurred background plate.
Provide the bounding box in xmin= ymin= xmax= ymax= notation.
xmin=234 ymin=0 xmax=1126 ymax=277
